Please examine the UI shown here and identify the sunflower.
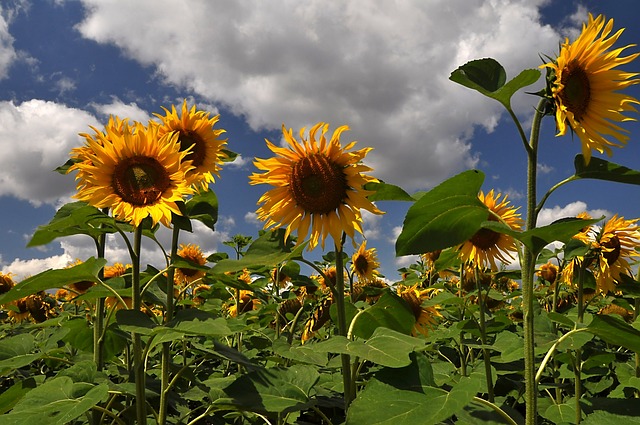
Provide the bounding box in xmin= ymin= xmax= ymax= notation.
xmin=398 ymin=285 xmax=441 ymax=337
xmin=250 ymin=122 xmax=384 ymax=251
xmin=593 ymin=215 xmax=640 ymax=294
xmin=174 ymin=243 xmax=207 ymax=285
xmin=72 ymin=121 xmax=194 ymax=227
xmin=351 ymin=240 xmax=380 ymax=282
xmin=542 ymin=13 xmax=640 ymax=164
xmin=0 ymin=272 xmax=15 ymax=296
xmin=66 ymin=259 xmax=95 ymax=294
xmin=104 ymin=263 xmax=129 ymax=279
xmin=457 ymin=190 xmax=523 ymax=270
xmin=537 ymin=262 xmax=559 ymax=285
xmin=155 ymin=100 xmax=228 ymax=190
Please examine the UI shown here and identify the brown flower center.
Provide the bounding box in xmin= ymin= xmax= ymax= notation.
xmin=290 ymin=154 xmax=347 ymax=214
xmin=559 ymin=60 xmax=591 ymax=122
xmin=354 ymin=254 xmax=370 ymax=276
xmin=601 ymin=235 xmax=621 ymax=264
xmin=469 ymin=215 xmax=501 ymax=250
xmin=112 ymin=156 xmax=171 ymax=206
xmin=178 ymin=130 xmax=206 ymax=168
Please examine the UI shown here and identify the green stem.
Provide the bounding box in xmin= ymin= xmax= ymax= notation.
xmin=334 ymin=243 xmax=353 ymax=410
xmin=475 ymin=267 xmax=494 ymax=402
xmin=522 ymin=98 xmax=547 ymax=425
xmin=472 ymin=396 xmax=519 ymax=425
xmin=131 ymin=226 xmax=147 ymax=425
xmin=159 ymin=224 xmax=180 ymax=425
xmin=574 ymin=263 xmax=586 ymax=424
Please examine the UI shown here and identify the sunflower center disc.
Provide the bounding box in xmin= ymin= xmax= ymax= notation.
xmin=469 ymin=215 xmax=501 ymax=250
xmin=602 ymin=235 xmax=621 ymax=265
xmin=354 ymin=255 xmax=370 ymax=276
xmin=178 ymin=131 xmax=207 ymax=168
xmin=560 ymin=60 xmax=591 ymax=121
xmin=113 ymin=156 xmax=171 ymax=206
xmin=290 ymin=153 xmax=347 ymax=214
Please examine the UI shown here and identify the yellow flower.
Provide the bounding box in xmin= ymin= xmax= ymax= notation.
xmin=104 ymin=263 xmax=129 ymax=279
xmin=72 ymin=121 xmax=193 ymax=227
xmin=457 ymin=190 xmax=523 ymax=270
xmin=0 ymin=272 xmax=15 ymax=296
xmin=250 ymin=122 xmax=384 ymax=251
xmin=398 ymin=285 xmax=441 ymax=337
xmin=542 ymin=13 xmax=640 ymax=164
xmin=175 ymin=243 xmax=207 ymax=285
xmin=66 ymin=259 xmax=95 ymax=294
xmin=537 ymin=262 xmax=559 ymax=284
xmin=351 ymin=240 xmax=380 ymax=282
xmin=593 ymin=215 xmax=640 ymax=294
xmin=155 ymin=100 xmax=228 ymax=190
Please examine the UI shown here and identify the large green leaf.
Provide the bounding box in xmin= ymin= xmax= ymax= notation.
xmin=574 ymin=154 xmax=640 ymax=185
xmin=27 ymin=202 xmax=118 ymax=247
xmin=450 ymin=58 xmax=540 ymax=108
xmin=0 ymin=334 xmax=41 ymax=375
xmin=160 ymin=309 xmax=233 ymax=337
xmin=587 ymin=314 xmax=640 ymax=352
xmin=1 ymin=377 xmax=108 ymax=425
xmin=582 ymin=411 xmax=640 ymax=425
xmin=218 ymin=364 xmax=319 ymax=414
xmin=186 ymin=189 xmax=219 ymax=231
xmin=541 ymin=402 xmax=578 ymax=425
xmin=0 ymin=257 xmax=107 ymax=305
xmin=211 ymin=229 xmax=306 ymax=273
xmin=350 ymin=291 xmax=415 ymax=339
xmin=0 ymin=378 xmax=37 ymax=414
xmin=396 ymin=170 xmax=487 ymax=256
xmin=347 ymin=375 xmax=482 ymax=425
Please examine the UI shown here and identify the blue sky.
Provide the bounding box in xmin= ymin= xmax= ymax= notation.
xmin=0 ymin=0 xmax=638 ymax=280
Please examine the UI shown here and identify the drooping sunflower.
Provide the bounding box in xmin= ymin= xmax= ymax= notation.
xmin=351 ymin=240 xmax=380 ymax=282
xmin=457 ymin=190 xmax=524 ymax=270
xmin=72 ymin=121 xmax=194 ymax=227
xmin=593 ymin=215 xmax=640 ymax=294
xmin=174 ymin=243 xmax=207 ymax=285
xmin=542 ymin=13 xmax=640 ymax=164
xmin=250 ymin=122 xmax=384 ymax=251
xmin=398 ymin=285 xmax=441 ymax=337
xmin=155 ymin=100 xmax=228 ymax=190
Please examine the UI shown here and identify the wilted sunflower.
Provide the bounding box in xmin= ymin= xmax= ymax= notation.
xmin=155 ymin=100 xmax=228 ymax=190
xmin=542 ymin=13 xmax=640 ymax=164
xmin=593 ymin=215 xmax=640 ymax=294
xmin=457 ymin=190 xmax=523 ymax=270
xmin=0 ymin=272 xmax=15 ymax=296
xmin=72 ymin=121 xmax=193 ymax=227
xmin=537 ymin=262 xmax=559 ymax=285
xmin=174 ymin=243 xmax=207 ymax=285
xmin=250 ymin=122 xmax=384 ymax=251
xmin=398 ymin=285 xmax=441 ymax=337
xmin=351 ymin=240 xmax=380 ymax=282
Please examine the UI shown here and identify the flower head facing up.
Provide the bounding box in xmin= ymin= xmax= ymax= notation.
xmin=250 ymin=123 xmax=383 ymax=251
xmin=351 ymin=240 xmax=381 ymax=282
xmin=155 ymin=100 xmax=228 ymax=190
xmin=593 ymin=215 xmax=640 ymax=293
xmin=72 ymin=121 xmax=193 ymax=227
xmin=542 ymin=13 xmax=640 ymax=164
xmin=457 ymin=190 xmax=523 ymax=270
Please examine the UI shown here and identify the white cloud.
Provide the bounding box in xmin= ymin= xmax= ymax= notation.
xmin=0 ymin=4 xmax=17 ymax=79
xmin=75 ymin=0 xmax=565 ymax=192
xmin=536 ymin=201 xmax=611 ymax=227
xmin=0 ymin=99 xmax=100 ymax=205
xmin=244 ymin=211 xmax=260 ymax=226
xmin=90 ymin=98 xmax=150 ymax=123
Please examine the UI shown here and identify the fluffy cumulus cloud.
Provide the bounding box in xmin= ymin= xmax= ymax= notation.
xmin=75 ymin=0 xmax=563 ymax=191
xmin=0 ymin=5 xmax=17 ymax=79
xmin=537 ymin=201 xmax=611 ymax=227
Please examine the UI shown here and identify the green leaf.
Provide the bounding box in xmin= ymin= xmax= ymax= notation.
xmin=115 ymin=309 xmax=157 ymax=335
xmin=211 ymin=229 xmax=306 ymax=273
xmin=350 ymin=291 xmax=416 ymax=339
xmin=574 ymin=155 xmax=640 ymax=185
xmin=0 ymin=257 xmax=106 ymax=305
xmin=186 ymin=189 xmax=219 ymax=231
xmin=218 ymin=365 xmax=319 ymax=414
xmin=491 ymin=331 xmax=524 ymax=363
xmin=347 ymin=375 xmax=481 ymax=425
xmin=547 ymin=311 xmax=576 ymax=329
xmin=396 ymin=170 xmax=487 ymax=256
xmin=364 ymin=181 xmax=415 ymax=202
xmin=0 ymin=378 xmax=37 ymax=414
xmin=481 ymin=216 xmax=601 ymax=257
xmin=450 ymin=58 xmax=540 ymax=108
xmin=587 ymin=314 xmax=640 ymax=352
xmin=0 ymin=334 xmax=41 ymax=375
xmin=27 ymin=202 xmax=117 ymax=247
xmin=582 ymin=411 xmax=640 ymax=425
xmin=271 ymin=339 xmax=328 ymax=367
xmin=375 ymin=352 xmax=436 ymax=391
xmin=2 ymin=377 xmax=108 ymax=425
xmin=160 ymin=309 xmax=232 ymax=337
xmin=542 ymin=402 xmax=578 ymax=425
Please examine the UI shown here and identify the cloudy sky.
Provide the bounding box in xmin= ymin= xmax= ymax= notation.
xmin=0 ymin=0 xmax=638 ymax=280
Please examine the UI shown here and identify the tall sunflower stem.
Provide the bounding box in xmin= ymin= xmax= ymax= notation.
xmin=159 ymin=224 xmax=180 ymax=425
xmin=522 ymin=98 xmax=547 ymax=425
xmin=475 ymin=267 xmax=494 ymax=402
xmin=91 ymin=213 xmax=108 ymax=425
xmin=334 ymin=243 xmax=353 ymax=410
xmin=131 ymin=226 xmax=147 ymax=425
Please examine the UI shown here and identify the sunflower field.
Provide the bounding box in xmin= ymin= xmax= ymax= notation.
xmin=1 ymin=12 xmax=640 ymax=425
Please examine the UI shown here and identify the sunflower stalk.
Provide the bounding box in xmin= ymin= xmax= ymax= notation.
xmin=131 ymin=225 xmax=148 ymax=425
xmin=475 ymin=267 xmax=494 ymax=402
xmin=159 ymin=223 xmax=181 ymax=425
xmin=334 ymin=242 xmax=353 ymax=410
